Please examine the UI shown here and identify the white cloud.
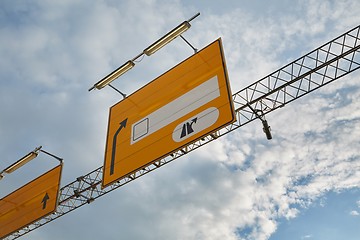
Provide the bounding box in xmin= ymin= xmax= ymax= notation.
xmin=350 ymin=210 xmax=359 ymax=216
xmin=301 ymin=235 xmax=313 ymax=239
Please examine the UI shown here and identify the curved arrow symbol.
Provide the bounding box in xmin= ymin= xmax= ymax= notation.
xmin=110 ymin=118 xmax=128 ymax=175
xmin=173 ymin=107 xmax=219 ymax=142
xmin=180 ymin=118 xmax=197 ymax=138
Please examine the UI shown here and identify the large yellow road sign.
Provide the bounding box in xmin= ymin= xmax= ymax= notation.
xmin=0 ymin=164 xmax=63 ymax=238
xmin=102 ymin=38 xmax=235 ymax=188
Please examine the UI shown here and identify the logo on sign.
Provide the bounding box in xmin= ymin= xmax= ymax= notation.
xmin=180 ymin=118 xmax=198 ymax=138
xmin=172 ymin=107 xmax=219 ymax=142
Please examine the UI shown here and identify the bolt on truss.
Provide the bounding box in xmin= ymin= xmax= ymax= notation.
xmin=4 ymin=24 xmax=360 ymax=240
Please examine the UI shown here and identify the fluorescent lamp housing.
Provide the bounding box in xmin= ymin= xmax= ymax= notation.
xmin=143 ymin=21 xmax=191 ymax=56
xmin=4 ymin=151 xmax=38 ymax=174
xmin=93 ymin=60 xmax=135 ymax=90
xmin=0 ymin=146 xmax=42 ymax=178
xmin=0 ymin=146 xmax=63 ymax=181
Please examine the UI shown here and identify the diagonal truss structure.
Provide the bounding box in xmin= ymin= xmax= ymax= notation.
xmin=4 ymin=24 xmax=360 ymax=240
xmin=233 ymin=25 xmax=360 ymax=127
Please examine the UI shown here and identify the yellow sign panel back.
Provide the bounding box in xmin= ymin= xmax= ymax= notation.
xmin=102 ymin=38 xmax=235 ymax=188
xmin=0 ymin=164 xmax=62 ymax=238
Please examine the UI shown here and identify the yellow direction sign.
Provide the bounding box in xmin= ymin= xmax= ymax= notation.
xmin=102 ymin=38 xmax=235 ymax=188
xmin=0 ymin=164 xmax=63 ymax=238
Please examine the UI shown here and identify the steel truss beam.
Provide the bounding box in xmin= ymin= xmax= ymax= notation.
xmin=233 ymin=25 xmax=360 ymax=126
xmin=4 ymin=24 xmax=360 ymax=240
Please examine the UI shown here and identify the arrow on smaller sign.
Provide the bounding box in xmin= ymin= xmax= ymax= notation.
xmin=41 ymin=193 xmax=50 ymax=210
xmin=110 ymin=118 xmax=128 ymax=175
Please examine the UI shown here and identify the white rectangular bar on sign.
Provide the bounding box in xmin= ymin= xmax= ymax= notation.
xmin=131 ymin=76 xmax=220 ymax=144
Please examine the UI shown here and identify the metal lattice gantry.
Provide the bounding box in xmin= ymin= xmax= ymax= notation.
xmin=4 ymin=24 xmax=360 ymax=240
xmin=232 ymin=25 xmax=360 ymax=127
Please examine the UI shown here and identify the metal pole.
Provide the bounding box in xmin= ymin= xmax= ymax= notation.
xmin=187 ymin=12 xmax=200 ymax=22
xmin=108 ymin=84 xmax=127 ymax=99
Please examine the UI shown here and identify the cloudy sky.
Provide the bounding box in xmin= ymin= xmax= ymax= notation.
xmin=1 ymin=0 xmax=360 ymax=239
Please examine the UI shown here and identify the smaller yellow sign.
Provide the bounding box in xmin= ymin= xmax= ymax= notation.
xmin=0 ymin=164 xmax=63 ymax=239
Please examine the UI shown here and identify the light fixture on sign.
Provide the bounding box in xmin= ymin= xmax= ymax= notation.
xmin=1 ymin=147 xmax=41 ymax=176
xmin=143 ymin=21 xmax=191 ymax=56
xmin=88 ymin=13 xmax=200 ymax=95
xmin=89 ymin=60 xmax=135 ymax=91
xmin=3 ymin=151 xmax=38 ymax=173
xmin=0 ymin=146 xmax=63 ymax=180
